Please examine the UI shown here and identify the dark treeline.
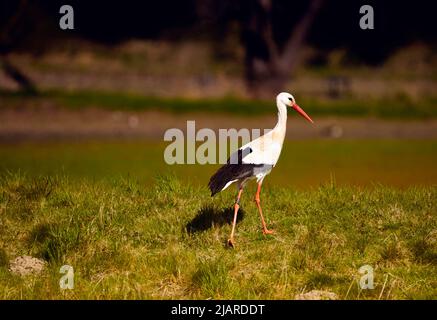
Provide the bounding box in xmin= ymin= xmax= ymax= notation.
xmin=1 ymin=0 xmax=435 ymax=95
xmin=2 ymin=1 xmax=435 ymax=56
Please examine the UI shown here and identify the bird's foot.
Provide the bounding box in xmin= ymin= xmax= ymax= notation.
xmin=262 ymin=228 xmax=275 ymax=235
xmin=227 ymin=238 xmax=236 ymax=248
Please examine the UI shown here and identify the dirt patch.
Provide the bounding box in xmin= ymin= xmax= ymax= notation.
xmin=9 ymin=255 xmax=46 ymax=276
xmin=295 ymin=290 xmax=338 ymax=300
xmin=0 ymin=105 xmax=437 ymax=142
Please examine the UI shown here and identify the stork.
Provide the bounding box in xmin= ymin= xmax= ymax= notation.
xmin=208 ymin=92 xmax=314 ymax=247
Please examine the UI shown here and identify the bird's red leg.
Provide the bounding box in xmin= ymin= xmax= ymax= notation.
xmin=228 ymin=187 xmax=243 ymax=247
xmin=254 ymin=182 xmax=274 ymax=235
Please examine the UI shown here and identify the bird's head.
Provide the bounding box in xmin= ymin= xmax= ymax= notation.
xmin=277 ymin=92 xmax=313 ymax=123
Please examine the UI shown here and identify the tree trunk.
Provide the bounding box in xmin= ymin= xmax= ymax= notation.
xmin=1 ymin=57 xmax=37 ymax=94
xmin=0 ymin=0 xmax=37 ymax=94
xmin=244 ymin=0 xmax=325 ymax=98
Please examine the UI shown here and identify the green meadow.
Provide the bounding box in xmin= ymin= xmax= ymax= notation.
xmin=0 ymin=140 xmax=436 ymax=299
xmin=2 ymin=89 xmax=437 ymax=119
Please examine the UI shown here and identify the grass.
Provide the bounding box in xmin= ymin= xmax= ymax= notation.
xmin=1 ymin=89 xmax=437 ymax=119
xmin=0 ymin=139 xmax=436 ymax=299
xmin=0 ymin=172 xmax=435 ymax=299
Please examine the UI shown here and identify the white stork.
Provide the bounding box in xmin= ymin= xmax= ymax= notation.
xmin=208 ymin=92 xmax=314 ymax=247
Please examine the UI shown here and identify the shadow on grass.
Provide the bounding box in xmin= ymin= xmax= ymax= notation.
xmin=186 ymin=205 xmax=245 ymax=234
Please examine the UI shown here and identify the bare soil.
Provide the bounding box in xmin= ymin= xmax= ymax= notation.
xmin=295 ymin=290 xmax=338 ymax=300
xmin=1 ymin=105 xmax=436 ymax=142
xmin=9 ymin=256 xmax=46 ymax=276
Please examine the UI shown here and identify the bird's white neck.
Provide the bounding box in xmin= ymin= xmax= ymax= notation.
xmin=273 ymin=100 xmax=288 ymax=134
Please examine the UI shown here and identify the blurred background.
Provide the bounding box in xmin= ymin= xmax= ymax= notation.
xmin=1 ymin=0 xmax=436 ymax=188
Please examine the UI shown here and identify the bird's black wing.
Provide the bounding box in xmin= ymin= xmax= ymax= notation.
xmin=208 ymin=147 xmax=264 ymax=196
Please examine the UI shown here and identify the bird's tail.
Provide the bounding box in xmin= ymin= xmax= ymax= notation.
xmin=209 ymin=163 xmax=261 ymax=196
xmin=208 ymin=164 xmax=236 ymax=196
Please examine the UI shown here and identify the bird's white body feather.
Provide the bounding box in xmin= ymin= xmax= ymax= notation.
xmin=234 ymin=95 xmax=288 ymax=167
xmin=217 ymin=94 xmax=290 ymax=188
xmin=207 ymin=92 xmax=313 ymax=246
xmin=208 ymin=92 xmax=308 ymax=194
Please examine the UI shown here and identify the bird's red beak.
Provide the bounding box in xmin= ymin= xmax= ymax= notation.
xmin=292 ymin=103 xmax=314 ymax=123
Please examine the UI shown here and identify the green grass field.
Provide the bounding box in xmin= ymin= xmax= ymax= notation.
xmin=2 ymin=89 xmax=437 ymax=119
xmin=0 ymin=174 xmax=436 ymax=299
xmin=0 ymin=140 xmax=436 ymax=299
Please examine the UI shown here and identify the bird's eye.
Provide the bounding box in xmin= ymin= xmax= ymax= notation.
xmin=288 ymin=97 xmax=292 ymax=101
